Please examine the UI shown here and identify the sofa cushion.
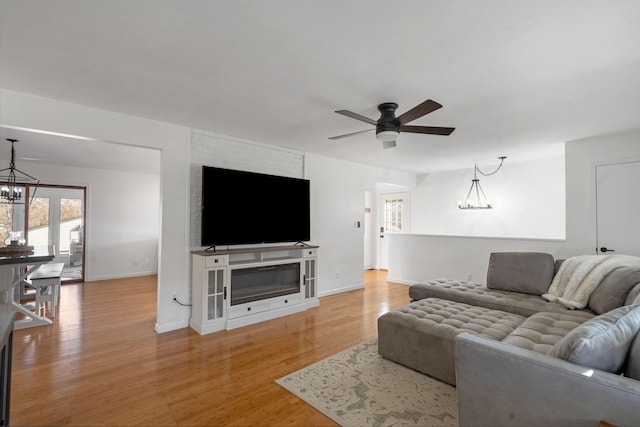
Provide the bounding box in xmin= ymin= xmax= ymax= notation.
xmin=588 ymin=267 xmax=640 ymax=314
xmin=378 ymin=298 xmax=526 ymax=385
xmin=502 ymin=311 xmax=594 ymax=354
xmin=624 ymin=331 xmax=640 ymax=380
xmin=547 ymin=305 xmax=640 ymax=373
xmin=409 ymin=279 xmax=587 ymax=318
xmin=626 ymin=283 xmax=640 ymax=306
xmin=486 ymin=252 xmax=555 ymax=295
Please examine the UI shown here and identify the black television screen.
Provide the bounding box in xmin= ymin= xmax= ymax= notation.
xmin=201 ymin=166 xmax=311 ymax=246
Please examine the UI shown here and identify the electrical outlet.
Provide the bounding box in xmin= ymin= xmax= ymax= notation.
xmin=172 ymin=292 xmax=177 ymax=300
xmin=335 ymin=271 xmax=340 ymax=279
xmin=465 ymin=273 xmax=472 ymax=281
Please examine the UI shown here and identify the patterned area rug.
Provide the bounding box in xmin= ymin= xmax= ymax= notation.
xmin=275 ymin=339 xmax=458 ymax=427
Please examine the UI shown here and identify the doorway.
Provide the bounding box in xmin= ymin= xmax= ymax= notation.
xmin=25 ymin=185 xmax=86 ymax=282
xmin=364 ymin=191 xmax=374 ymax=270
xmin=596 ymin=159 xmax=640 ymax=256
xmin=379 ymin=192 xmax=409 ymax=270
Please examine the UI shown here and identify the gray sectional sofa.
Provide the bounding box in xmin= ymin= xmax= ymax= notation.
xmin=377 ymin=252 xmax=640 ymax=426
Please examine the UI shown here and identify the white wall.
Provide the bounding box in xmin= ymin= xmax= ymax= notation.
xmin=410 ymin=155 xmax=565 ymax=239
xmin=305 ymin=153 xmax=415 ymax=295
xmin=1 ymin=89 xmax=418 ymax=334
xmin=22 ymin=161 xmax=161 ymax=281
xmin=563 ymin=129 xmax=640 ymax=255
xmin=11 ymin=88 xmax=631 ymax=332
xmin=364 ymin=190 xmax=374 ymax=269
xmin=189 ymin=130 xmax=304 ymax=248
xmin=187 ymin=134 xmax=417 ymax=297
xmin=1 ymin=89 xmax=190 ymax=333
xmin=388 ymin=129 xmax=640 ymax=285
xmin=387 ymin=234 xmax=566 ymax=284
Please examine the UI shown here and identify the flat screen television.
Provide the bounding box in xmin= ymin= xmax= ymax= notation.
xmin=201 ymin=166 xmax=311 ymax=247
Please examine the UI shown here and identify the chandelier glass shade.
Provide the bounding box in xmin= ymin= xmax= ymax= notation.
xmin=0 ymin=138 xmax=39 ymax=205
xmin=458 ymin=156 xmax=506 ymax=210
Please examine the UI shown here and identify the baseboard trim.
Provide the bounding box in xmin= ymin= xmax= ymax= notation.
xmin=318 ymin=283 xmax=364 ymax=298
xmin=155 ymin=318 xmax=189 ymax=334
xmin=86 ymin=271 xmax=158 ymax=282
xmin=385 ymin=276 xmax=416 ymax=286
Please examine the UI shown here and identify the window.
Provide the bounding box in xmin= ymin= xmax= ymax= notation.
xmin=0 ymin=204 xmax=15 ymax=246
xmin=383 ymin=198 xmax=404 ymax=233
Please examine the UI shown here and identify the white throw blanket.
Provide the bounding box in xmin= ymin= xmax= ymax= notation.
xmin=542 ymin=254 xmax=640 ymax=309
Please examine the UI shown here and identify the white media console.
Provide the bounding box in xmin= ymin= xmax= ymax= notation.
xmin=190 ymin=245 xmax=319 ymax=334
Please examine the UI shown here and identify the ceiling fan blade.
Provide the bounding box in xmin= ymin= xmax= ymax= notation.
xmin=397 ymin=99 xmax=443 ymax=125
xmin=400 ymin=125 xmax=455 ymax=136
xmin=328 ymin=129 xmax=374 ymax=140
xmin=335 ymin=110 xmax=377 ymax=125
xmin=382 ymin=140 xmax=396 ymax=150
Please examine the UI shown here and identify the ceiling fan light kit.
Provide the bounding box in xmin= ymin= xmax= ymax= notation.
xmin=330 ymin=99 xmax=455 ymax=149
xmin=376 ymin=130 xmax=400 ymax=142
xmin=382 ymin=140 xmax=397 ymax=150
xmin=458 ymin=156 xmax=507 ymax=210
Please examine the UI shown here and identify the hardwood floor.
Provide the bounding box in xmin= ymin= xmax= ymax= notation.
xmin=11 ymin=270 xmax=411 ymax=426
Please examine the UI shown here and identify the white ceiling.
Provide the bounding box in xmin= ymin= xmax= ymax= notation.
xmin=0 ymin=126 xmax=161 ymax=175
xmin=1 ymin=0 xmax=639 ymax=174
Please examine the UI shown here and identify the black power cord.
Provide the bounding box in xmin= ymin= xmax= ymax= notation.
xmin=172 ymin=296 xmax=192 ymax=307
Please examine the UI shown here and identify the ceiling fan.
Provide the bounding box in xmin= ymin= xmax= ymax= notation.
xmin=329 ymin=99 xmax=455 ymax=149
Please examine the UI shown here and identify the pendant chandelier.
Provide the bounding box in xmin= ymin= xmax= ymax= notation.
xmin=458 ymin=156 xmax=506 ymax=209
xmin=0 ymin=138 xmax=39 ymax=205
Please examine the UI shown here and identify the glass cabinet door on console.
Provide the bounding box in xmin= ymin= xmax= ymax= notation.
xmin=303 ymin=248 xmax=317 ymax=299
xmin=207 ymin=269 xmax=225 ymax=321
xmin=190 ymin=254 xmax=228 ymax=334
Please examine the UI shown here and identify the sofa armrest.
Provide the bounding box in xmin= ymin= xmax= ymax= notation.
xmin=454 ymin=333 xmax=640 ymax=427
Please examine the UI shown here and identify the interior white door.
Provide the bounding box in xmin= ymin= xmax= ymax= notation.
xmin=596 ymin=160 xmax=640 ymax=256
xmin=380 ymin=192 xmax=409 ymax=270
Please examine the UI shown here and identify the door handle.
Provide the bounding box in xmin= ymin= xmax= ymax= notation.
xmin=600 ymin=247 xmax=615 ymax=253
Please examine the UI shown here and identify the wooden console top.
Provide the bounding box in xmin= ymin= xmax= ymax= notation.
xmin=191 ymin=244 xmax=319 ymax=257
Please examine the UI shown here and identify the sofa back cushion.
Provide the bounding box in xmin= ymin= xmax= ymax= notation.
xmin=486 ymin=252 xmax=555 ymax=295
xmin=554 ymin=259 xmax=564 ymax=276
xmin=547 ymin=305 xmax=640 ymax=373
xmin=588 ymin=267 xmax=640 ymax=314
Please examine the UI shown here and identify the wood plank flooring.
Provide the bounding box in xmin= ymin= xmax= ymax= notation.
xmin=11 ymin=270 xmax=411 ymax=426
